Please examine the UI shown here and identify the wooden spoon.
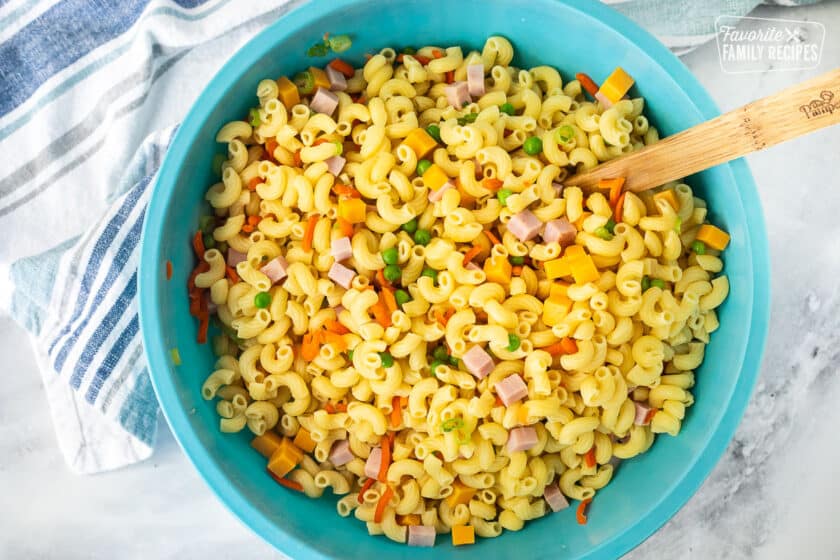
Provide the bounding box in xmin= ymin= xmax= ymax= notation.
xmin=567 ymin=68 xmax=840 ymax=192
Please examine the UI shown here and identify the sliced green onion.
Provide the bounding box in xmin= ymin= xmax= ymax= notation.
xmin=429 ymin=360 xmax=443 ymax=376
xmin=641 ymin=276 xmax=651 ymax=292
xmin=555 ymin=125 xmax=575 ymax=144
xmin=249 ymin=108 xmax=261 ymax=127
xmin=674 ymin=216 xmax=682 ymax=233
xmin=441 ymin=418 xmax=465 ymax=433
xmin=457 ymin=112 xmax=478 ymax=125
xmin=334 ymin=141 xmax=343 ymax=156
xmin=433 ymin=346 xmax=449 ymax=362
xmin=605 ymin=218 xmax=616 ymax=234
xmin=402 ymin=47 xmax=417 ymax=55
xmin=306 ymin=42 xmax=329 ymax=57
xmin=347 ymin=349 xmax=354 ymax=361
xmin=594 ymin=226 xmax=613 ymax=240
xmin=379 ymin=352 xmax=394 ymax=367
xmin=507 ymin=334 xmax=521 ymax=352
xmin=448 ymin=356 xmax=459 ymax=368
xmin=293 ymin=70 xmax=315 ymax=94
xmin=497 ymin=188 xmax=513 ymax=207
xmin=691 ymin=240 xmax=706 ymax=255
xmin=650 ymin=278 xmax=666 ymax=290
xmin=216 ymin=241 xmax=228 ymax=255
xmin=199 ymin=215 xmax=216 ymax=233
xmin=328 ymin=34 xmax=352 ymax=53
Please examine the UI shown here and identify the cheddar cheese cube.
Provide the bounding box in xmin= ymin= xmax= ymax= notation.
xmin=251 ymin=431 xmax=284 ymax=458
xmin=309 ymin=67 xmax=331 ymax=91
xmin=293 ymin=427 xmax=317 ymax=453
xmin=598 ymin=67 xmax=635 ymax=104
xmin=402 ymin=128 xmax=438 ymax=159
xmin=653 ymin=189 xmax=679 ymax=212
xmin=422 ymin=163 xmax=450 ymax=191
xmin=451 ymin=525 xmax=475 ymax=546
xmin=544 ymin=258 xmax=571 ymax=280
xmin=276 ymin=76 xmax=300 ymax=109
xmin=483 ymin=255 xmax=512 ymax=284
xmin=338 ymin=198 xmax=367 ymax=223
xmin=446 ymin=481 xmax=477 ymax=508
xmin=695 ymin=224 xmax=730 ymax=251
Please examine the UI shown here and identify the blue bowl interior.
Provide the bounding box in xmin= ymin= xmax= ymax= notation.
xmin=139 ymin=1 xmax=770 ymax=558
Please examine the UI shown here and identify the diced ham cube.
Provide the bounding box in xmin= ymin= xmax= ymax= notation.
xmin=364 ymin=447 xmax=382 ymax=479
xmin=227 ymin=248 xmax=247 ymax=267
xmin=407 ymin=525 xmax=436 ymax=547
xmin=552 ymin=181 xmax=564 ymax=197
xmin=325 ymin=155 xmax=346 ymax=176
xmin=507 ymin=209 xmax=543 ymax=242
xmin=462 ymin=345 xmax=495 ymax=379
xmin=260 ymin=256 xmax=288 ymax=284
xmin=508 ymin=426 xmax=538 ymax=452
xmin=445 ymin=81 xmax=471 ymax=109
xmin=634 ymin=402 xmax=652 ymax=426
xmin=328 ymin=439 xmax=354 ymax=466
xmin=544 ymin=484 xmax=570 ymax=512
xmin=326 ymin=65 xmax=347 ymax=91
xmin=328 ymin=262 xmax=356 ymax=289
xmin=330 ymin=236 xmax=353 ymax=262
xmin=495 ymin=374 xmax=528 ymax=406
xmin=310 ymin=87 xmax=339 ymax=115
xmin=467 ymin=64 xmax=485 ymax=97
xmin=428 ymin=180 xmax=455 ymax=202
xmin=542 ymin=218 xmax=577 ymax=247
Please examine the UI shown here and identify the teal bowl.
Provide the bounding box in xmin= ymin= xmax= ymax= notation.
xmin=139 ymin=0 xmax=771 ymax=558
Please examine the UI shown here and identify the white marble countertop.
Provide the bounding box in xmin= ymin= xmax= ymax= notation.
xmin=2 ymin=2 xmax=840 ymax=558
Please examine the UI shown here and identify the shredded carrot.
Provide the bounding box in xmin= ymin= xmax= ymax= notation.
xmin=396 ymin=54 xmax=404 ymax=63
xmin=312 ymin=137 xmax=331 ymax=146
xmin=561 ymin=337 xmax=578 ymax=354
xmin=358 ymin=478 xmax=376 ymax=503
xmin=432 ymin=49 xmax=444 ymax=59
xmin=197 ymin=312 xmax=209 ymax=344
xmin=584 ymin=448 xmax=597 ymax=468
xmin=483 ymin=178 xmax=503 ymax=192
xmin=324 ymin=402 xmax=336 ymax=414
xmin=328 ymin=58 xmax=355 ymax=78
xmin=302 ymin=214 xmax=320 ymax=253
xmin=382 ymin=288 xmax=397 ymax=314
xmin=335 ymin=402 xmax=347 ymax=412
xmin=644 ymin=408 xmax=657 ymax=424
xmin=414 ymin=54 xmax=431 ymax=65
xmin=165 ymin=260 xmax=173 ymax=280
xmin=267 ymin=470 xmax=304 ymax=492
xmin=337 ymin=217 xmax=355 ymax=237
xmin=575 ymin=72 xmax=600 ymax=97
xmin=241 ymin=224 xmax=254 ymax=233
xmin=226 ymin=265 xmax=239 ymax=284
xmin=598 ymin=177 xmax=625 ymax=208
xmin=374 ymin=486 xmax=394 ymax=523
xmin=247 ymin=176 xmax=262 ymax=191
xmin=264 ymin=138 xmax=278 ymax=160
xmin=325 ymin=319 xmax=350 ymax=335
xmin=247 ymin=215 xmax=261 ymax=226
xmin=322 ymin=331 xmax=348 ymax=352
xmin=434 ymin=308 xmax=448 ymax=327
xmin=511 ymin=265 xmax=523 ymax=275
xmin=445 ymin=70 xmax=454 ymax=84
xmin=333 ymin=183 xmax=361 ymax=198
xmin=371 ymin=301 xmax=392 ymax=328
xmin=614 ymin=192 xmax=626 ymax=223
xmin=390 ymin=396 xmax=402 ymax=429
xmin=483 ymin=229 xmax=501 ymax=246
xmin=576 ymin=498 xmax=592 ymax=524
xmin=192 ymin=231 xmax=206 ymax=258
xmin=376 ymin=269 xmax=389 ymax=288
xmin=293 ymin=149 xmax=302 ymax=167
xmin=301 ymin=332 xmax=321 ymax=360
xmin=189 ymin=294 xmax=201 ymax=317
xmin=462 ymin=245 xmax=482 ymax=266
xmin=495 ymin=394 xmax=504 ymax=407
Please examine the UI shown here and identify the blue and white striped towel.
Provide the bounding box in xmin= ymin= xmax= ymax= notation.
xmin=0 ymin=0 xmax=818 ymax=474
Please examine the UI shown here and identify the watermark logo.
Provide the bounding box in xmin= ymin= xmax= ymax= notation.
xmin=800 ymin=90 xmax=839 ymax=119
xmin=715 ymin=16 xmax=824 ymax=74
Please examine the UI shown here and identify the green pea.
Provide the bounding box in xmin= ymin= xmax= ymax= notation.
xmin=433 ymin=346 xmax=449 ymax=362
xmin=199 ymin=215 xmax=216 ymax=234
xmin=416 ymin=159 xmax=432 ymax=176
xmin=383 ymin=264 xmax=402 ymax=283
xmin=379 ymin=352 xmax=394 ymax=368
xmin=429 ymin=360 xmax=443 ymax=376
xmin=254 ymin=292 xmax=272 ymax=309
xmin=497 ymin=188 xmax=513 ymax=207
xmin=420 ymin=267 xmax=438 ymax=281
xmin=216 ymin=241 xmax=228 ymax=255
xmin=605 ymin=218 xmax=616 ymax=234
xmin=507 ymin=334 xmax=521 ymax=352
xmin=382 ymin=247 xmax=399 ymax=265
xmin=426 ymin=124 xmax=442 ymax=143
xmin=509 ymin=256 xmax=525 ymax=266
xmin=394 ymin=289 xmax=411 ymax=307
xmin=448 ymin=356 xmax=459 ymax=368
xmin=691 ymin=240 xmax=706 ymax=255
xmin=523 ymin=136 xmax=543 ymax=156
xmin=594 ymin=226 xmax=613 ymax=240
xmin=651 ymin=278 xmax=667 ymax=290
xmin=401 ymin=218 xmax=418 ymax=234
xmin=414 ymin=229 xmax=431 ymax=246
xmin=499 ymin=102 xmax=515 ymax=116
xmin=203 ymin=233 xmax=216 ymax=250
xmin=249 ymin=108 xmax=261 ymax=128
xmin=457 ymin=113 xmax=478 ymax=125
xmin=641 ymin=276 xmax=651 ymax=292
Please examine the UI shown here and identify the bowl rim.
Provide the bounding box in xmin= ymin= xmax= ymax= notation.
xmin=138 ymin=0 xmax=771 ymax=558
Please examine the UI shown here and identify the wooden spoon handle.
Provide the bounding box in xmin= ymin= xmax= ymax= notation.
xmin=567 ymin=68 xmax=840 ymax=192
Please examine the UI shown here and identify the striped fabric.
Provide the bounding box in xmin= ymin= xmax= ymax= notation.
xmin=0 ymin=0 xmax=817 ymax=474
